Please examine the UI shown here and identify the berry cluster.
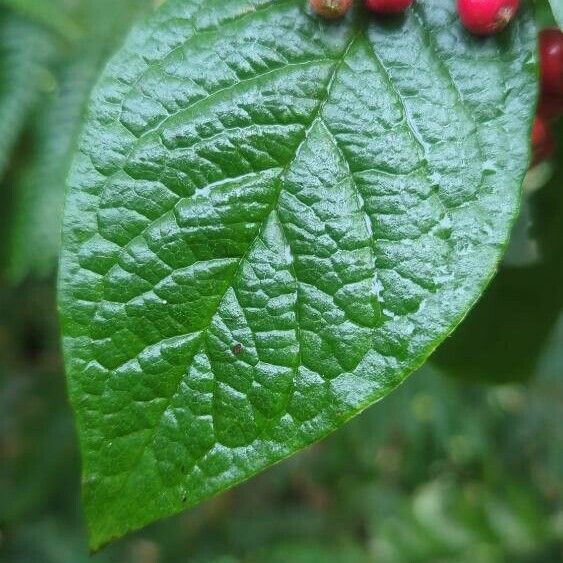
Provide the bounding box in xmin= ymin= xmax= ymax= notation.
xmin=533 ymin=28 xmax=563 ymax=165
xmin=310 ymin=0 xmax=521 ymax=35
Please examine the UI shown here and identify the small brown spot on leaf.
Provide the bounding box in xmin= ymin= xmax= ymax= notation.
xmin=232 ymin=343 xmax=243 ymax=355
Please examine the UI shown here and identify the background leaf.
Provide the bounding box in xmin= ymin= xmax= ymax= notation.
xmin=7 ymin=0 xmax=155 ymax=280
xmin=0 ymin=0 xmax=78 ymax=40
xmin=548 ymin=0 xmax=563 ymax=28
xmin=0 ymin=10 xmax=55 ymax=178
xmin=434 ymin=127 xmax=563 ymax=383
xmin=58 ymin=0 xmax=537 ymax=548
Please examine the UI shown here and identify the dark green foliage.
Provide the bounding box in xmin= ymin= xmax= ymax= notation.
xmin=434 ymin=130 xmax=563 ymax=383
xmin=0 ymin=11 xmax=54 ymax=177
xmin=8 ymin=0 xmax=153 ymax=279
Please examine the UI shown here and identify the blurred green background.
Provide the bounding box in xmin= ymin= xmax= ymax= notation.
xmin=0 ymin=1 xmax=562 ymax=562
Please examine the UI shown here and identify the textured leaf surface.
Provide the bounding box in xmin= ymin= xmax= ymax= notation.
xmin=58 ymin=0 xmax=536 ymax=548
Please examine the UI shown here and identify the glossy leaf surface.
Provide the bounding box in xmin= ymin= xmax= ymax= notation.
xmin=58 ymin=0 xmax=536 ymax=548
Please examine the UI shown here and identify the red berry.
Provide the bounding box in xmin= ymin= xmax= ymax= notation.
xmin=539 ymin=28 xmax=563 ymax=97
xmin=538 ymin=94 xmax=563 ymax=121
xmin=457 ymin=0 xmax=520 ymax=35
xmin=531 ymin=115 xmax=555 ymax=165
xmin=531 ymin=116 xmax=549 ymax=147
xmin=310 ymin=0 xmax=352 ymax=18
xmin=365 ymin=0 xmax=414 ymax=14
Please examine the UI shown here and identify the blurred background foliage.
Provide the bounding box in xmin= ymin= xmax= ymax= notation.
xmin=0 ymin=0 xmax=562 ymax=562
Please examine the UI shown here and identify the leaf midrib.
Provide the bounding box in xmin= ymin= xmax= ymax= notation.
xmin=95 ymin=3 xmax=494 ymax=493
xmin=102 ymin=30 xmax=363 ymax=503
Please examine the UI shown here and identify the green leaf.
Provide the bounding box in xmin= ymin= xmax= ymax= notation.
xmin=8 ymin=0 xmax=154 ymax=280
xmin=548 ymin=0 xmax=563 ymax=28
xmin=58 ymin=0 xmax=536 ymax=549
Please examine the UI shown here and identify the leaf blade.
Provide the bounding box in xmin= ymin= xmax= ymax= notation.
xmin=58 ymin=0 xmax=537 ymax=549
